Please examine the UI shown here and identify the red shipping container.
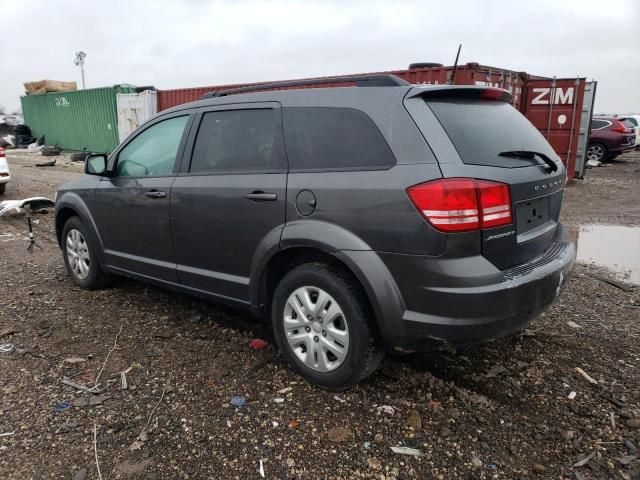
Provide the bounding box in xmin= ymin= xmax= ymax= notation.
xmin=157 ymin=63 xmax=595 ymax=181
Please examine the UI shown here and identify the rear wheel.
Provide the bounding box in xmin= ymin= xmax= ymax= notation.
xmin=271 ymin=263 xmax=384 ymax=390
xmin=586 ymin=143 xmax=607 ymax=163
xmin=61 ymin=216 xmax=111 ymax=289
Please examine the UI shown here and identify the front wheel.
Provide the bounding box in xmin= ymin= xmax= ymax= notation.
xmin=61 ymin=216 xmax=111 ymax=289
xmin=271 ymin=263 xmax=384 ymax=390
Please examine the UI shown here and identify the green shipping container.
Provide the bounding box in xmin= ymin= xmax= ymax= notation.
xmin=21 ymin=85 xmax=137 ymax=153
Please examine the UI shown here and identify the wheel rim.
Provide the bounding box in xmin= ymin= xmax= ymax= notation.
xmin=587 ymin=145 xmax=604 ymax=162
xmin=283 ymin=286 xmax=350 ymax=372
xmin=65 ymin=229 xmax=90 ymax=280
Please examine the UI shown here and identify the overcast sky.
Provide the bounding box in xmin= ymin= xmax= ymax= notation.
xmin=0 ymin=0 xmax=638 ymax=114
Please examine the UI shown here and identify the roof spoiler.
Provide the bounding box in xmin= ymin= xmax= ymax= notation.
xmin=408 ymin=85 xmax=513 ymax=103
xmin=201 ymin=74 xmax=410 ymax=99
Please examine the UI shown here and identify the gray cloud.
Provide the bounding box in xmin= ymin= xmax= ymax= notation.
xmin=1 ymin=0 xmax=638 ymax=113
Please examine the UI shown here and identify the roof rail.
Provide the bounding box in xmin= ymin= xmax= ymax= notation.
xmin=201 ymin=74 xmax=410 ymax=99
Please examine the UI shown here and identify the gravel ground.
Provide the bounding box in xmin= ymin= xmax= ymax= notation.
xmin=1 ymin=149 xmax=639 ymax=480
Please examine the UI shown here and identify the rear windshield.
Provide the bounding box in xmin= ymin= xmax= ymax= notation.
xmin=621 ymin=118 xmax=636 ymax=128
xmin=426 ymin=99 xmax=558 ymax=168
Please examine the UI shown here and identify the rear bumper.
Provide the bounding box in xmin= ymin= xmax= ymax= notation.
xmin=378 ymin=224 xmax=575 ymax=350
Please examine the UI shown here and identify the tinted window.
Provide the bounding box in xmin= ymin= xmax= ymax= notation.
xmin=626 ymin=117 xmax=638 ymax=126
xmin=117 ymin=116 xmax=188 ymax=177
xmin=621 ymin=119 xmax=636 ymax=128
xmin=283 ymin=107 xmax=395 ymax=170
xmin=190 ymin=109 xmax=282 ymax=173
xmin=591 ymin=119 xmax=609 ymax=129
xmin=427 ymin=99 xmax=558 ymax=168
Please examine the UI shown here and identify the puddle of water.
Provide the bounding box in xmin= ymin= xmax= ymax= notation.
xmin=572 ymin=224 xmax=640 ymax=285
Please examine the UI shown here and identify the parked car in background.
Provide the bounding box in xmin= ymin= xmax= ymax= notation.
xmin=588 ymin=116 xmax=636 ymax=163
xmin=0 ymin=147 xmax=10 ymax=194
xmin=615 ymin=114 xmax=640 ymax=150
xmin=55 ymin=77 xmax=575 ymax=389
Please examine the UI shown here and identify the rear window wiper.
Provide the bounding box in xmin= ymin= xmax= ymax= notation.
xmin=498 ymin=150 xmax=558 ymax=173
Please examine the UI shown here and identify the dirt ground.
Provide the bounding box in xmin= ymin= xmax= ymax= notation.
xmin=1 ymin=149 xmax=639 ymax=480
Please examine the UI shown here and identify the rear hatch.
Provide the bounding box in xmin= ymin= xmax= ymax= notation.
xmin=407 ymin=87 xmax=566 ymax=270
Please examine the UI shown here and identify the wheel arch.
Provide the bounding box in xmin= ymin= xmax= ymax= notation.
xmin=54 ymin=193 xmax=105 ymax=260
xmin=250 ymin=221 xmax=406 ymax=346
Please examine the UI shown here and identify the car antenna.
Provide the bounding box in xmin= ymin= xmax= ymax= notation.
xmin=448 ymin=43 xmax=462 ymax=85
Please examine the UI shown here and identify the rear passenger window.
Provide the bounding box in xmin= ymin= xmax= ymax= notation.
xmin=283 ymin=107 xmax=395 ymax=171
xmin=190 ymin=109 xmax=284 ymax=173
xmin=591 ymin=119 xmax=608 ymax=130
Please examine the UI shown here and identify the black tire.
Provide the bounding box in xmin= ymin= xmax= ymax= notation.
xmin=586 ymin=143 xmax=607 ymax=163
xmin=0 ymin=183 xmax=5 ymax=195
xmin=70 ymin=152 xmax=89 ymax=162
xmin=271 ymin=262 xmax=384 ymax=390
xmin=409 ymin=62 xmax=443 ymax=69
xmin=61 ymin=216 xmax=111 ymax=289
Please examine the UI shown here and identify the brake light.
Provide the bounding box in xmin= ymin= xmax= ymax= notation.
xmin=611 ymin=121 xmax=632 ymax=133
xmin=0 ymin=147 xmax=5 ymax=158
xmin=480 ymin=89 xmax=507 ymax=101
xmin=407 ymin=178 xmax=512 ymax=232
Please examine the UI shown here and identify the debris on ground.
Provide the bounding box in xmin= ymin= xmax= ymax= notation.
xmin=53 ymin=401 xmax=72 ymax=412
xmin=249 ymin=338 xmax=269 ymax=349
xmin=575 ymin=367 xmax=598 ymax=385
xmin=35 ymin=159 xmax=56 ymax=167
xmin=572 ymin=451 xmax=596 ymax=468
xmin=390 ymin=446 xmax=424 ymax=457
xmin=588 ymin=272 xmax=636 ymax=292
xmin=327 ymin=427 xmax=354 ymax=442
xmin=230 ymin=395 xmax=246 ymax=408
xmin=72 ymin=395 xmax=111 ymax=407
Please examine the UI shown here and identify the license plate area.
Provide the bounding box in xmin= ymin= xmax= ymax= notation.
xmin=516 ymin=196 xmax=551 ymax=237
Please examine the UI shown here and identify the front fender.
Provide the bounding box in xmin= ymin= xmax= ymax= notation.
xmin=55 ymin=191 xmax=105 ymax=261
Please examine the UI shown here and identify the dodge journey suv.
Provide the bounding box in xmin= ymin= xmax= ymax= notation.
xmin=55 ymin=75 xmax=575 ymax=389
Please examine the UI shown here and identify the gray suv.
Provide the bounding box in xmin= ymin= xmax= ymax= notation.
xmin=55 ymin=75 xmax=576 ymax=389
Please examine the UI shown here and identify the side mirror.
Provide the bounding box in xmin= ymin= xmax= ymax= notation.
xmin=85 ymin=154 xmax=108 ymax=176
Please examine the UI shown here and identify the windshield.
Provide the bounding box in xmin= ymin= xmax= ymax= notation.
xmin=426 ymin=99 xmax=559 ymax=168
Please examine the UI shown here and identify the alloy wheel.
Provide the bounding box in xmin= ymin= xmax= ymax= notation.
xmin=586 ymin=144 xmax=604 ymax=162
xmin=283 ymin=286 xmax=350 ymax=372
xmin=66 ymin=229 xmax=90 ymax=280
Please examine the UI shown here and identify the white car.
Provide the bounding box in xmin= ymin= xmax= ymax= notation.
xmin=616 ymin=114 xmax=640 ymax=150
xmin=0 ymin=147 xmax=10 ymax=194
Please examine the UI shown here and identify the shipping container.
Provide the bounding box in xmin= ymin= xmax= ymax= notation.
xmin=21 ymin=85 xmax=137 ymax=153
xmin=156 ymin=62 xmax=596 ymax=181
xmin=116 ymin=90 xmax=158 ymax=143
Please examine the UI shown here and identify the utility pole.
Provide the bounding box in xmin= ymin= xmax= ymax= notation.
xmin=74 ymin=51 xmax=87 ymax=89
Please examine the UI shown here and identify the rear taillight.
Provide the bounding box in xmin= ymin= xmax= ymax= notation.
xmin=0 ymin=147 xmax=5 ymax=158
xmin=407 ymin=178 xmax=512 ymax=232
xmin=611 ymin=121 xmax=632 ymax=134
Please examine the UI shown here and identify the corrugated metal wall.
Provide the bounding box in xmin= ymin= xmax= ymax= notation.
xmin=21 ymin=85 xmax=136 ymax=153
xmin=116 ymin=90 xmax=158 ymax=143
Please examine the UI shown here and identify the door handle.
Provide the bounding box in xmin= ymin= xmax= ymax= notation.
xmin=144 ymin=190 xmax=167 ymax=199
xmin=245 ymin=191 xmax=277 ymax=201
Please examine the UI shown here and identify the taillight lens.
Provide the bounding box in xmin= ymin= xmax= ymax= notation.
xmin=407 ymin=178 xmax=512 ymax=232
xmin=0 ymin=147 xmax=5 ymax=158
xmin=611 ymin=121 xmax=632 ymax=133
